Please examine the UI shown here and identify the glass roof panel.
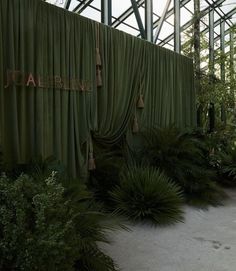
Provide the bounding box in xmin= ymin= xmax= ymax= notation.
xmin=220 ymin=0 xmax=236 ymax=14
xmin=80 ymin=6 xmax=101 ymax=22
xmin=159 ymin=21 xmax=174 ymax=40
xmin=45 ymin=0 xmax=236 ymax=56
xmin=122 ymin=13 xmax=139 ymax=31
xmin=112 ymin=0 xmax=132 ymax=18
xmin=117 ymin=23 xmax=139 ymax=36
xmin=184 ymin=0 xmax=194 ymax=13
xmin=181 ymin=7 xmax=193 ymax=26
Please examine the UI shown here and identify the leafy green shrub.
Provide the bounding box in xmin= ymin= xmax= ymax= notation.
xmin=0 ymin=173 xmax=78 ymax=271
xmin=138 ymin=126 xmax=225 ymax=206
xmin=0 ymin=173 xmax=119 ymax=271
xmin=110 ymin=166 xmax=184 ymax=225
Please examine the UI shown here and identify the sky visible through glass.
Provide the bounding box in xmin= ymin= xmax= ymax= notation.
xmin=46 ymin=0 xmax=236 ymax=53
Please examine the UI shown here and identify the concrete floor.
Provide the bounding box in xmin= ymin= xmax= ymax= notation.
xmin=102 ymin=189 xmax=236 ymax=271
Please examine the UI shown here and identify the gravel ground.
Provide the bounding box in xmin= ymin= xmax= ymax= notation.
xmin=101 ymin=189 xmax=236 ymax=271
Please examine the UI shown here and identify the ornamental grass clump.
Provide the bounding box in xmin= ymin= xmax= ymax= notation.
xmin=110 ymin=166 xmax=184 ymax=225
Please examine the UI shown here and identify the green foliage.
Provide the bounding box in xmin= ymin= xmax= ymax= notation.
xmin=204 ymin=125 xmax=236 ymax=186
xmin=182 ymin=20 xmax=236 ymax=131
xmin=0 ymin=173 xmax=119 ymax=271
xmin=0 ymin=145 xmax=3 ymax=174
xmin=75 ymin=244 xmax=119 ymax=271
xmin=25 ymin=156 xmax=67 ymax=179
xmin=110 ymin=166 xmax=184 ymax=225
xmin=89 ymin=143 xmax=125 ymax=206
xmin=73 ymin=209 xmax=120 ymax=271
xmin=0 ymin=173 xmax=79 ymax=271
xmin=216 ymin=146 xmax=236 ymax=185
xmin=138 ymin=126 xmax=225 ymax=206
xmin=4 ymin=155 xmax=68 ymax=182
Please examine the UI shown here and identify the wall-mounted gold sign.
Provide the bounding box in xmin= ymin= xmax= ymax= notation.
xmin=4 ymin=70 xmax=92 ymax=91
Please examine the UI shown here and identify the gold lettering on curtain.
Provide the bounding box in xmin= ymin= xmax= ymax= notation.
xmin=4 ymin=70 xmax=92 ymax=91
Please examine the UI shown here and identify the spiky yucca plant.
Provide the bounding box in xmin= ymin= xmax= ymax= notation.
xmin=110 ymin=166 xmax=184 ymax=225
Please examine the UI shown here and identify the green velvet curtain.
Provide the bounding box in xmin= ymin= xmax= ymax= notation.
xmin=0 ymin=0 xmax=195 ymax=177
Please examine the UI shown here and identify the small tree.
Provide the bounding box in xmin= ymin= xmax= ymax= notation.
xmin=182 ymin=17 xmax=236 ymax=130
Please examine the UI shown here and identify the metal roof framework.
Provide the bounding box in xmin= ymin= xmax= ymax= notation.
xmin=47 ymin=0 xmax=236 ymax=78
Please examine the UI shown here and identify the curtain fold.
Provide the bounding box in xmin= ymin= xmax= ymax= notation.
xmin=0 ymin=0 xmax=196 ymax=177
xmin=94 ymin=28 xmax=145 ymax=145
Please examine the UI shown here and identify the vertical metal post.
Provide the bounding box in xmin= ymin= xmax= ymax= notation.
xmin=209 ymin=9 xmax=214 ymax=78
xmin=230 ymin=28 xmax=235 ymax=106
xmin=194 ymin=0 xmax=201 ymax=95
xmin=145 ymin=0 xmax=153 ymax=42
xmin=220 ymin=20 xmax=225 ymax=82
xmin=220 ymin=20 xmax=226 ymax=124
xmin=174 ymin=0 xmax=181 ymax=53
xmin=208 ymin=8 xmax=215 ymax=129
xmin=101 ymin=0 xmax=112 ymax=25
xmin=230 ymin=28 xmax=235 ymax=80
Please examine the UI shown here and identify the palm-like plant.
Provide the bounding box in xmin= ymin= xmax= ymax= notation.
xmin=138 ymin=126 xmax=225 ymax=206
xmin=110 ymin=166 xmax=184 ymax=225
xmin=217 ymin=146 xmax=236 ymax=185
xmin=64 ymin=179 xmax=125 ymax=271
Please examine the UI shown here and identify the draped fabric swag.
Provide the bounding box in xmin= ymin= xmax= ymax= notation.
xmin=0 ymin=0 xmax=196 ymax=177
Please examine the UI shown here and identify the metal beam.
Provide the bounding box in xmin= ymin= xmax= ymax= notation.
xmin=154 ymin=0 xmax=171 ymax=43
xmin=197 ymin=27 xmax=236 ymax=71
xmin=153 ymin=0 xmax=191 ymax=29
xmin=230 ymin=28 xmax=235 ymax=95
xmin=145 ymin=0 xmax=153 ymax=42
xmin=199 ymin=11 xmax=236 ymax=56
xmin=159 ymin=0 xmax=227 ymax=46
xmin=138 ymin=0 xmax=191 ymax=39
xmin=101 ymin=0 xmax=112 ymax=25
xmin=203 ymin=16 xmax=236 ymax=47
xmin=70 ymin=1 xmax=141 ymax=32
xmin=112 ymin=0 xmax=145 ymax=28
xmin=201 ymin=7 xmax=236 ymax=35
xmin=212 ymin=26 xmax=233 ymax=47
xmin=130 ymin=0 xmax=146 ymax=39
xmin=209 ymin=9 xmax=215 ymax=76
xmin=174 ymin=0 xmax=181 ymax=53
xmin=64 ymin=0 xmax=72 ymax=9
xmin=73 ymin=0 xmax=94 ymax=13
xmin=220 ymin=20 xmax=225 ymax=82
xmin=205 ymin=0 xmax=233 ymax=28
xmin=194 ymin=0 xmax=201 ymax=95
